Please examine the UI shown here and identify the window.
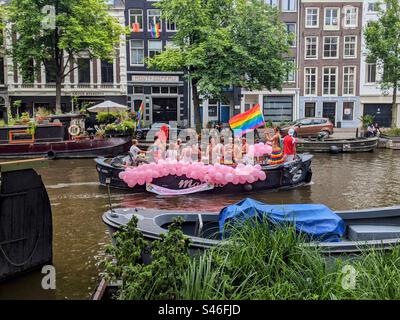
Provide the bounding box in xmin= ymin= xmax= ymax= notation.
xmin=22 ymin=60 xmax=35 ymax=83
xmin=130 ymin=40 xmax=144 ymax=65
xmin=166 ymin=20 xmax=177 ymax=31
xmin=263 ymin=96 xmax=293 ymax=122
xmin=368 ymin=2 xmax=380 ymax=12
xmin=101 ymin=60 xmax=114 ymax=83
xmin=133 ymin=86 xmax=144 ymax=94
xmin=343 ymin=102 xmax=354 ymax=121
xmin=0 ymin=58 xmax=4 ymax=84
xmin=344 ymin=7 xmax=358 ymax=27
xmin=148 ymin=40 xmax=162 ymax=58
xmin=344 ymin=36 xmax=357 ymax=58
xmin=78 ymin=59 xmax=91 ymax=83
xmin=305 ymin=37 xmax=318 ymax=59
xmin=152 ymin=87 xmax=160 ymax=94
xmin=44 ymin=60 xmax=56 ymax=83
xmin=324 ymin=8 xmax=339 ymax=29
xmin=343 ymin=66 xmax=356 ymax=95
xmin=323 ymin=67 xmax=337 ymax=95
xmin=323 ymin=37 xmax=339 ymax=58
xmin=129 ymin=9 xmax=143 ymax=31
xmin=286 ymin=23 xmax=296 ymax=47
xmin=285 ymin=59 xmax=295 ymax=83
xmin=306 ymin=8 xmax=319 ymax=28
xmin=305 ymin=67 xmax=317 ymax=96
xmin=265 ymin=0 xmax=278 ymax=6
xmin=208 ymin=105 xmax=218 ymax=117
xmin=366 ymin=63 xmax=377 ymax=83
xmin=282 ymin=0 xmax=296 ymax=12
xmin=305 ymin=102 xmax=316 ymax=118
xmin=148 ymin=9 xmax=161 ymax=31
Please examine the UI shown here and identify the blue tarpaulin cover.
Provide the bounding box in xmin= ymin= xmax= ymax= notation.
xmin=219 ymin=198 xmax=345 ymax=242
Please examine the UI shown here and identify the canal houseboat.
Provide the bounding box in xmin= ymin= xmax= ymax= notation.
xmin=0 ymin=115 xmax=131 ymax=159
xmin=296 ymin=137 xmax=379 ymax=153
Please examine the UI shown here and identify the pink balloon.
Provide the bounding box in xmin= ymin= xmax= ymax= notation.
xmin=215 ymin=172 xmax=223 ymax=182
xmin=232 ymin=176 xmax=240 ymax=185
xmin=259 ymin=171 xmax=267 ymax=181
xmin=138 ymin=178 xmax=146 ymax=185
xmin=226 ymin=173 xmax=234 ymax=183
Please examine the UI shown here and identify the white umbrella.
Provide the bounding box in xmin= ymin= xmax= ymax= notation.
xmin=87 ymin=100 xmax=129 ymax=113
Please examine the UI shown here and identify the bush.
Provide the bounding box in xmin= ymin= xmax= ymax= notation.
xmin=382 ymin=127 xmax=400 ymax=137
xmin=96 ymin=112 xmax=119 ymax=124
xmin=105 ymin=120 xmax=136 ymax=136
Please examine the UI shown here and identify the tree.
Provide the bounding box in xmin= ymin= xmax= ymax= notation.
xmin=364 ymin=0 xmax=400 ymax=128
xmin=7 ymin=0 xmax=125 ymax=113
xmin=147 ymin=0 xmax=292 ymax=130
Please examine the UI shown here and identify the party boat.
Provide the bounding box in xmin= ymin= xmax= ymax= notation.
xmin=95 ymin=153 xmax=313 ymax=195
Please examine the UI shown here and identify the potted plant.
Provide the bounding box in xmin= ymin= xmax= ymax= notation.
xmin=21 ymin=112 xmax=30 ymax=124
xmin=94 ymin=129 xmax=106 ymax=140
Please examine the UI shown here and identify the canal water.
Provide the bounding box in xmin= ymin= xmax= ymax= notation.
xmin=0 ymin=149 xmax=399 ymax=299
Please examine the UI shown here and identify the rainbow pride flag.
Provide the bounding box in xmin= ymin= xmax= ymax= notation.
xmin=150 ymin=22 xmax=160 ymax=39
xmin=136 ymin=102 xmax=144 ymax=129
xmin=229 ymin=104 xmax=265 ymax=135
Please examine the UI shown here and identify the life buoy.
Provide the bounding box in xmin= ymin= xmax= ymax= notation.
xmin=47 ymin=151 xmax=56 ymax=160
xmin=68 ymin=125 xmax=81 ymax=137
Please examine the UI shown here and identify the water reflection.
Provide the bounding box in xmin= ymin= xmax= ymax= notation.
xmin=0 ymin=149 xmax=399 ymax=299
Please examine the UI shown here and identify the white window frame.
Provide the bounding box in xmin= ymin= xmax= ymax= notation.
xmin=324 ymin=8 xmax=340 ymax=31
xmin=343 ymin=35 xmax=357 ymax=59
xmin=343 ymin=66 xmax=356 ymax=96
xmin=286 ymin=23 xmax=297 ymax=47
xmin=305 ymin=8 xmax=319 ymax=28
xmin=285 ymin=58 xmax=296 ymax=83
xmin=323 ymin=66 xmax=338 ymax=96
xmin=323 ymin=36 xmax=339 ymax=59
xmin=148 ymin=40 xmax=163 ymax=58
xmin=265 ymin=0 xmax=278 ymax=7
xmin=305 ymin=36 xmax=318 ymax=60
xmin=130 ymin=39 xmax=144 ymax=66
xmin=147 ymin=9 xmax=162 ymax=32
xmin=282 ymin=0 xmax=296 ymax=12
xmin=129 ymin=9 xmax=143 ymax=32
xmin=366 ymin=63 xmax=377 ymax=84
xmin=343 ymin=6 xmax=358 ymax=28
xmin=304 ymin=67 xmax=318 ymax=96
xmin=166 ymin=20 xmax=177 ymax=32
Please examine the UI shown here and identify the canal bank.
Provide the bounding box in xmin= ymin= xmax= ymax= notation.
xmin=0 ymin=149 xmax=399 ymax=299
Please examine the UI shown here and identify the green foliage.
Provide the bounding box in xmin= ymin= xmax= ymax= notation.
xmin=7 ymin=0 xmax=125 ymax=113
xmin=382 ymin=127 xmax=400 ymax=136
xmin=364 ymin=0 xmax=400 ymax=126
xmin=103 ymin=216 xmax=191 ymax=300
xmin=359 ymin=114 xmax=375 ymax=129
xmin=105 ymin=120 xmax=136 ymax=136
xmin=148 ymin=0 xmax=291 ymax=126
xmin=96 ymin=112 xmax=119 ymax=124
xmin=27 ymin=120 xmax=37 ymax=136
xmin=35 ymin=107 xmax=52 ymax=118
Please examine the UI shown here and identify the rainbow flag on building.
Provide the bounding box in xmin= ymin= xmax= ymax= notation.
xmin=229 ymin=104 xmax=265 ymax=135
xmin=150 ymin=22 xmax=160 ymax=39
xmin=136 ymin=102 xmax=145 ymax=129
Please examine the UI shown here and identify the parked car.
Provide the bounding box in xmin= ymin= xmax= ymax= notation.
xmin=135 ymin=123 xmax=181 ymax=141
xmin=280 ymin=118 xmax=334 ymax=138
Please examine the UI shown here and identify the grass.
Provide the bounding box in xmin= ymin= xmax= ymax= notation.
xmin=105 ymin=217 xmax=400 ymax=300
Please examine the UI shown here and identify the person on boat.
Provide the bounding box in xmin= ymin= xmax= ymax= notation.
xmin=213 ymin=137 xmax=224 ymax=164
xmin=223 ymin=137 xmax=234 ymax=164
xmin=366 ymin=124 xmax=374 ymax=137
xmin=283 ymin=128 xmax=297 ymax=163
xmin=147 ymin=136 xmax=165 ymax=162
xmin=266 ymin=127 xmax=284 ymax=165
xmin=166 ymin=142 xmax=179 ymax=161
xmin=124 ymin=139 xmax=146 ymax=166
xmin=233 ymin=137 xmax=243 ymax=163
xmin=373 ymin=123 xmax=381 ymax=137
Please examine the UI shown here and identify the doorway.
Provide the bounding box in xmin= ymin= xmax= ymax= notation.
xmin=363 ymin=104 xmax=392 ymax=128
xmin=323 ymin=102 xmax=336 ymax=126
xmin=152 ymin=97 xmax=178 ymax=123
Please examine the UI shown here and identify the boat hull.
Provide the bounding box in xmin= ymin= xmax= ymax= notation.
xmin=297 ymin=137 xmax=378 ymax=153
xmin=0 ymin=137 xmax=132 ymax=159
xmin=95 ymin=154 xmax=313 ymax=194
xmin=103 ymin=205 xmax=400 ymax=255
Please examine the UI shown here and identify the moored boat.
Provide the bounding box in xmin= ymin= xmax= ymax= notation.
xmin=297 ymin=136 xmax=379 ymax=153
xmin=95 ymin=153 xmax=313 ymax=195
xmin=103 ymin=201 xmax=400 ymax=254
xmin=0 ymin=121 xmax=132 ymax=159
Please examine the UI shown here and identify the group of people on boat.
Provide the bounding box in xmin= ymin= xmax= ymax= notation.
xmin=124 ymin=126 xmax=298 ymax=167
xmin=366 ymin=122 xmax=381 ymax=138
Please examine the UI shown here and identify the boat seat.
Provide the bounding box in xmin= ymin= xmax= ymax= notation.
xmin=348 ymin=225 xmax=400 ymax=241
